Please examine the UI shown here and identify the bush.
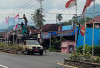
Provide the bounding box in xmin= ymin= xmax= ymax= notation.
xmin=49 ymin=45 xmax=55 ymax=52
xmin=50 ymin=37 xmax=61 ymax=51
xmin=69 ymin=53 xmax=81 ymax=61
xmin=94 ymin=46 xmax=100 ymax=56
xmin=83 ymin=52 xmax=92 ymax=61
xmin=77 ymin=45 xmax=100 ymax=56
xmin=94 ymin=56 xmax=100 ymax=63
xmin=10 ymin=44 xmax=23 ymax=51
xmin=77 ymin=46 xmax=83 ymax=54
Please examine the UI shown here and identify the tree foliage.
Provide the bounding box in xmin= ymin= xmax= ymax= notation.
xmin=31 ymin=9 xmax=45 ymax=29
xmin=61 ymin=16 xmax=92 ymax=26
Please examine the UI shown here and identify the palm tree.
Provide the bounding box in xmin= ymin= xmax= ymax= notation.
xmin=31 ymin=9 xmax=45 ymax=29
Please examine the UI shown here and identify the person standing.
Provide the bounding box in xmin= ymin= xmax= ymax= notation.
xmin=19 ymin=14 xmax=28 ymax=27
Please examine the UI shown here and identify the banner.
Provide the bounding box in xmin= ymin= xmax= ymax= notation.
xmin=42 ymin=32 xmax=51 ymax=39
xmin=42 ymin=30 xmax=75 ymax=39
xmin=56 ymin=30 xmax=75 ymax=36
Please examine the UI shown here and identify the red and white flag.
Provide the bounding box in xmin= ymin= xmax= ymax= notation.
xmin=65 ymin=0 xmax=76 ymax=8
xmin=14 ymin=24 xmax=18 ymax=31
xmin=82 ymin=0 xmax=94 ymax=17
xmin=13 ymin=14 xmax=19 ymax=19
xmin=58 ymin=25 xmax=62 ymax=31
xmin=5 ymin=16 xmax=9 ymax=23
xmin=80 ymin=26 xmax=85 ymax=36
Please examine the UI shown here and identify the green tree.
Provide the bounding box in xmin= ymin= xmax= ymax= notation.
xmin=31 ymin=9 xmax=45 ymax=29
xmin=62 ymin=16 xmax=92 ymax=26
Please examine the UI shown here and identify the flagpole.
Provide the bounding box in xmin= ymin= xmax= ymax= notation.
xmin=92 ymin=0 xmax=95 ymax=56
xmin=7 ymin=19 xmax=9 ymax=44
xmin=75 ymin=0 xmax=77 ymax=53
xmin=83 ymin=8 xmax=87 ymax=55
xmin=16 ymin=14 xmax=19 ymax=45
xmin=7 ymin=16 xmax=9 ymax=45
xmin=13 ymin=14 xmax=15 ymax=45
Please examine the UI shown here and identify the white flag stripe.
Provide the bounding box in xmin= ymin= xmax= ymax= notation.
xmin=68 ymin=1 xmax=76 ymax=8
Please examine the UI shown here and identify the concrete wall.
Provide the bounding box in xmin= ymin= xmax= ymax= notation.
xmin=77 ymin=28 xmax=100 ymax=47
xmin=61 ymin=41 xmax=75 ymax=53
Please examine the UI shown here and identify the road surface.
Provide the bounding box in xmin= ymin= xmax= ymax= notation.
xmin=0 ymin=51 xmax=71 ymax=68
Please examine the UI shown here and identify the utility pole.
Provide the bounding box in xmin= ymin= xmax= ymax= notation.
xmin=56 ymin=14 xmax=57 ymax=24
xmin=37 ymin=0 xmax=44 ymax=43
xmin=92 ymin=0 xmax=95 ymax=56
xmin=37 ymin=0 xmax=44 ymax=28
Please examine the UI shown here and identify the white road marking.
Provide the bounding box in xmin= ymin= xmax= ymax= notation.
xmin=0 ymin=64 xmax=8 ymax=68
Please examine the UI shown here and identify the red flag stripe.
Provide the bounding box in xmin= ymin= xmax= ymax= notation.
xmin=5 ymin=16 xmax=9 ymax=23
xmin=82 ymin=0 xmax=93 ymax=17
xmin=13 ymin=14 xmax=19 ymax=19
xmin=14 ymin=24 xmax=18 ymax=30
xmin=65 ymin=0 xmax=76 ymax=8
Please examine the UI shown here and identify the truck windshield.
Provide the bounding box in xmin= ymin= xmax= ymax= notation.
xmin=26 ymin=40 xmax=39 ymax=45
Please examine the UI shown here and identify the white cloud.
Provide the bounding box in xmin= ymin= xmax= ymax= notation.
xmin=0 ymin=0 xmax=100 ymax=29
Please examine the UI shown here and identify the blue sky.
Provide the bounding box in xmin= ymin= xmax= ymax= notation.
xmin=0 ymin=0 xmax=100 ymax=29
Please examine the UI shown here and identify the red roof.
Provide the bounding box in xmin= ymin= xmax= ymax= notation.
xmin=86 ymin=15 xmax=100 ymax=24
xmin=42 ymin=24 xmax=60 ymax=32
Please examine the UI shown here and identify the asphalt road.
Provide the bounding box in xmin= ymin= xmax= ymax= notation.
xmin=0 ymin=51 xmax=70 ymax=68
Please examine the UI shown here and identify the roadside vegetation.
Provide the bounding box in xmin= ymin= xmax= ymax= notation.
xmin=0 ymin=43 xmax=23 ymax=54
xmin=49 ymin=37 xmax=61 ymax=52
xmin=69 ymin=45 xmax=100 ymax=63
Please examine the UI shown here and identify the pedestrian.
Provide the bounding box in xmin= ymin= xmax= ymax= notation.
xmin=44 ymin=46 xmax=46 ymax=53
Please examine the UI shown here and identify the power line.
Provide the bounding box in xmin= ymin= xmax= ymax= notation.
xmin=9 ymin=0 xmax=37 ymax=14
xmin=17 ymin=1 xmax=39 ymax=14
xmin=43 ymin=9 xmax=100 ymax=15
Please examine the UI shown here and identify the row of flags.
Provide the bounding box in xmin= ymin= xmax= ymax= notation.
xmin=5 ymin=14 xmax=19 ymax=30
xmin=65 ymin=0 xmax=94 ymax=17
xmin=5 ymin=14 xmax=31 ymax=35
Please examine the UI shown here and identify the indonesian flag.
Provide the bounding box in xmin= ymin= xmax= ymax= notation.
xmin=13 ymin=14 xmax=19 ymax=19
xmin=65 ymin=0 xmax=76 ymax=8
xmin=58 ymin=25 xmax=62 ymax=31
xmin=82 ymin=0 xmax=94 ymax=17
xmin=14 ymin=24 xmax=18 ymax=31
xmin=5 ymin=16 xmax=9 ymax=23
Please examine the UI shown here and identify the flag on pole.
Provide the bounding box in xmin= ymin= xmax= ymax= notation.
xmin=14 ymin=24 xmax=18 ymax=31
xmin=71 ymin=20 xmax=74 ymax=29
xmin=65 ymin=0 xmax=76 ymax=8
xmin=5 ymin=16 xmax=9 ymax=23
xmin=13 ymin=14 xmax=19 ymax=19
xmin=82 ymin=0 xmax=94 ymax=17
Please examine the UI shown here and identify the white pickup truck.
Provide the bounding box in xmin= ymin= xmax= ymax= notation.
xmin=19 ymin=40 xmax=44 ymax=55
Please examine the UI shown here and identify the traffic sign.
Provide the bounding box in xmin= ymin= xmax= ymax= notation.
xmin=80 ymin=26 xmax=85 ymax=36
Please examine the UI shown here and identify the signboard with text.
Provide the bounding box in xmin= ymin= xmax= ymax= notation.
xmin=42 ymin=30 xmax=75 ymax=39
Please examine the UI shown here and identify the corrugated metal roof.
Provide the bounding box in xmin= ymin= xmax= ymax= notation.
xmin=87 ymin=15 xmax=100 ymax=24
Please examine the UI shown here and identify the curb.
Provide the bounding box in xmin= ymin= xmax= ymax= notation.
xmin=57 ymin=63 xmax=78 ymax=68
xmin=0 ymin=51 xmax=16 ymax=55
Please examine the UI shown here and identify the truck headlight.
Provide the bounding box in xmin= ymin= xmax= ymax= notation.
xmin=28 ymin=47 xmax=32 ymax=49
xmin=40 ymin=47 xmax=43 ymax=49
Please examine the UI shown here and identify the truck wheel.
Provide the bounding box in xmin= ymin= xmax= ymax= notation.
xmin=40 ymin=52 xmax=43 ymax=55
xmin=26 ymin=51 xmax=29 ymax=55
xmin=25 ymin=49 xmax=29 ymax=55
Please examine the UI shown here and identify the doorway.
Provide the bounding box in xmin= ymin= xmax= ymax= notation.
xmin=69 ymin=45 xmax=74 ymax=53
